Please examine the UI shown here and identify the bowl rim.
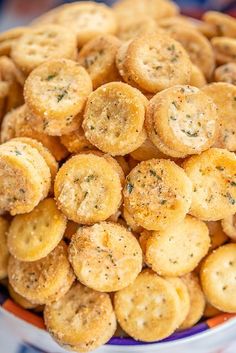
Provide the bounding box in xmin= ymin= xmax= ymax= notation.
xmin=1 ymin=306 xmax=236 ymax=351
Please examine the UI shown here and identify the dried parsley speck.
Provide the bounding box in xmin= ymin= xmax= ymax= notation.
xmin=226 ymin=192 xmax=236 ymax=205
xmin=181 ymin=129 xmax=198 ymax=137
xmin=160 ymin=199 xmax=167 ymax=205
xmin=230 ymin=181 xmax=236 ymax=186
xmin=46 ymin=73 xmax=57 ymax=81
xmin=127 ymin=183 xmax=134 ymax=194
xmin=86 ymin=175 xmax=95 ymax=182
xmin=216 ymin=166 xmax=224 ymax=171
xmin=15 ymin=149 xmax=22 ymax=156
xmin=57 ymin=90 xmax=68 ymax=102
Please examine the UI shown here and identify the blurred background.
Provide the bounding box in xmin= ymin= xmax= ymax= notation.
xmin=0 ymin=0 xmax=235 ymax=31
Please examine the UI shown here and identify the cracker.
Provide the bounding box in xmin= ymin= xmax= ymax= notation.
xmin=44 ymin=283 xmax=116 ymax=352
xmin=79 ymin=149 xmax=125 ymax=186
xmin=24 ymin=59 xmax=92 ymax=136
xmin=166 ymin=277 xmax=190 ymax=327
xmin=0 ymin=55 xmax=25 ymax=86
xmin=180 ymin=273 xmax=205 ymax=329
xmin=167 ymin=26 xmax=215 ymax=79
xmin=221 ymin=215 xmax=236 ymax=241
xmin=8 ymin=241 xmax=75 ymax=305
xmin=30 ymin=4 xmax=68 ymax=26
xmin=139 ymin=230 xmax=151 ymax=255
xmin=203 ymin=11 xmax=236 ymax=38
xmin=57 ymin=2 xmax=117 ymax=48
xmin=78 ymin=34 xmax=121 ymax=89
xmin=158 ymin=16 xmax=196 ymax=31
xmin=0 ymin=217 xmax=9 ymax=280
xmin=8 ymin=283 xmax=38 ymax=310
xmin=64 ymin=221 xmax=79 ymax=241
xmin=200 ymin=243 xmax=236 ymax=312
xmin=130 ymin=139 xmax=168 ymax=161
xmin=114 ymin=269 xmax=181 ymax=342
xmin=124 ymin=159 xmax=192 ymax=231
xmin=116 ymin=33 xmax=192 ymax=93
xmin=54 ymin=153 xmax=122 ymax=224
xmin=115 ymin=156 xmax=130 ymax=176
xmin=146 ymin=216 xmax=210 ymax=276
xmin=11 ymin=25 xmax=77 ymax=74
xmin=12 ymin=137 xmax=58 ymax=189
xmin=113 ymin=0 xmax=179 ymax=24
xmin=145 ymin=86 xmax=218 ymax=158
xmin=83 ymin=82 xmax=147 ymax=156
xmin=122 ymin=207 xmax=143 ymax=233
xmin=0 ymin=140 xmax=51 ymax=215
xmin=204 ymin=302 xmax=222 ymax=318
xmin=183 ymin=148 xmax=236 ymax=221
xmin=206 ymin=221 xmax=228 ymax=250
xmin=1 ymin=139 xmax=51 ymax=194
xmin=8 ymin=198 xmax=67 ymax=262
xmin=0 ymin=27 xmax=29 ymax=43
xmin=202 ymin=83 xmax=236 ymax=151
xmin=118 ymin=17 xmax=161 ymax=41
xmin=0 ymin=105 xmax=68 ymax=161
xmin=211 ymin=37 xmax=236 ymax=65
xmin=60 ymin=125 xmax=94 ymax=154
xmin=214 ymin=63 xmax=236 ymax=85
xmin=69 ymin=222 xmax=142 ymax=292
xmin=0 ymin=39 xmax=16 ymax=56
xmin=190 ymin=64 xmax=207 ymax=88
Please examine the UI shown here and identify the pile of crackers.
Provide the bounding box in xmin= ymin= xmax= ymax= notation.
xmin=0 ymin=0 xmax=236 ymax=352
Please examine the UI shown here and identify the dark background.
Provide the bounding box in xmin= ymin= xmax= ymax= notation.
xmin=0 ymin=0 xmax=236 ymax=31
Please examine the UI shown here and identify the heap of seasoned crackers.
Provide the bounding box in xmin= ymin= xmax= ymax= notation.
xmin=0 ymin=0 xmax=236 ymax=352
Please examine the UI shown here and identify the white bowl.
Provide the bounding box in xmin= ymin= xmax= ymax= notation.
xmin=1 ymin=306 xmax=236 ymax=353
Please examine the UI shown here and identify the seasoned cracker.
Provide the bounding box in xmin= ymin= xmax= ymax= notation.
xmin=54 ymin=153 xmax=122 ymax=224
xmin=146 ymin=86 xmax=218 ymax=158
xmin=124 ymin=159 xmax=192 ymax=231
xmin=11 ymin=25 xmax=77 ymax=73
xmin=24 ymin=59 xmax=92 ymax=136
xmin=130 ymin=139 xmax=168 ymax=161
xmin=78 ymin=34 xmax=121 ymax=89
xmin=145 ymin=216 xmax=210 ymax=276
xmin=183 ymin=148 xmax=236 ymax=221
xmin=8 ymin=198 xmax=67 ymax=261
xmin=122 ymin=207 xmax=143 ymax=233
xmin=8 ymin=283 xmax=38 ymax=310
xmin=57 ymin=2 xmax=117 ymax=48
xmin=113 ymin=0 xmax=179 ymax=24
xmin=206 ymin=221 xmax=228 ymax=250
xmin=203 ymin=11 xmax=236 ymax=38
xmin=180 ymin=273 xmax=206 ymax=329
xmin=116 ymin=33 xmax=192 ymax=93
xmin=190 ymin=64 xmax=207 ymax=88
xmin=83 ymin=82 xmax=147 ymax=155
xmin=69 ymin=222 xmax=142 ymax=292
xmin=167 ymin=26 xmax=215 ymax=79
xmin=0 ymin=105 xmax=68 ymax=161
xmin=202 ymin=83 xmax=236 ymax=151
xmin=211 ymin=37 xmax=236 ymax=65
xmin=166 ymin=277 xmax=190 ymax=327
xmin=221 ymin=214 xmax=236 ymax=241
xmin=44 ymin=283 xmax=116 ymax=352
xmin=0 ymin=140 xmax=51 ymax=215
xmin=200 ymin=243 xmax=236 ymax=312
xmin=118 ymin=17 xmax=161 ymax=41
xmin=214 ymin=63 xmax=236 ymax=85
xmin=114 ymin=270 xmax=181 ymax=342
xmin=8 ymin=241 xmax=75 ymax=305
xmin=0 ymin=217 xmax=9 ymax=280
